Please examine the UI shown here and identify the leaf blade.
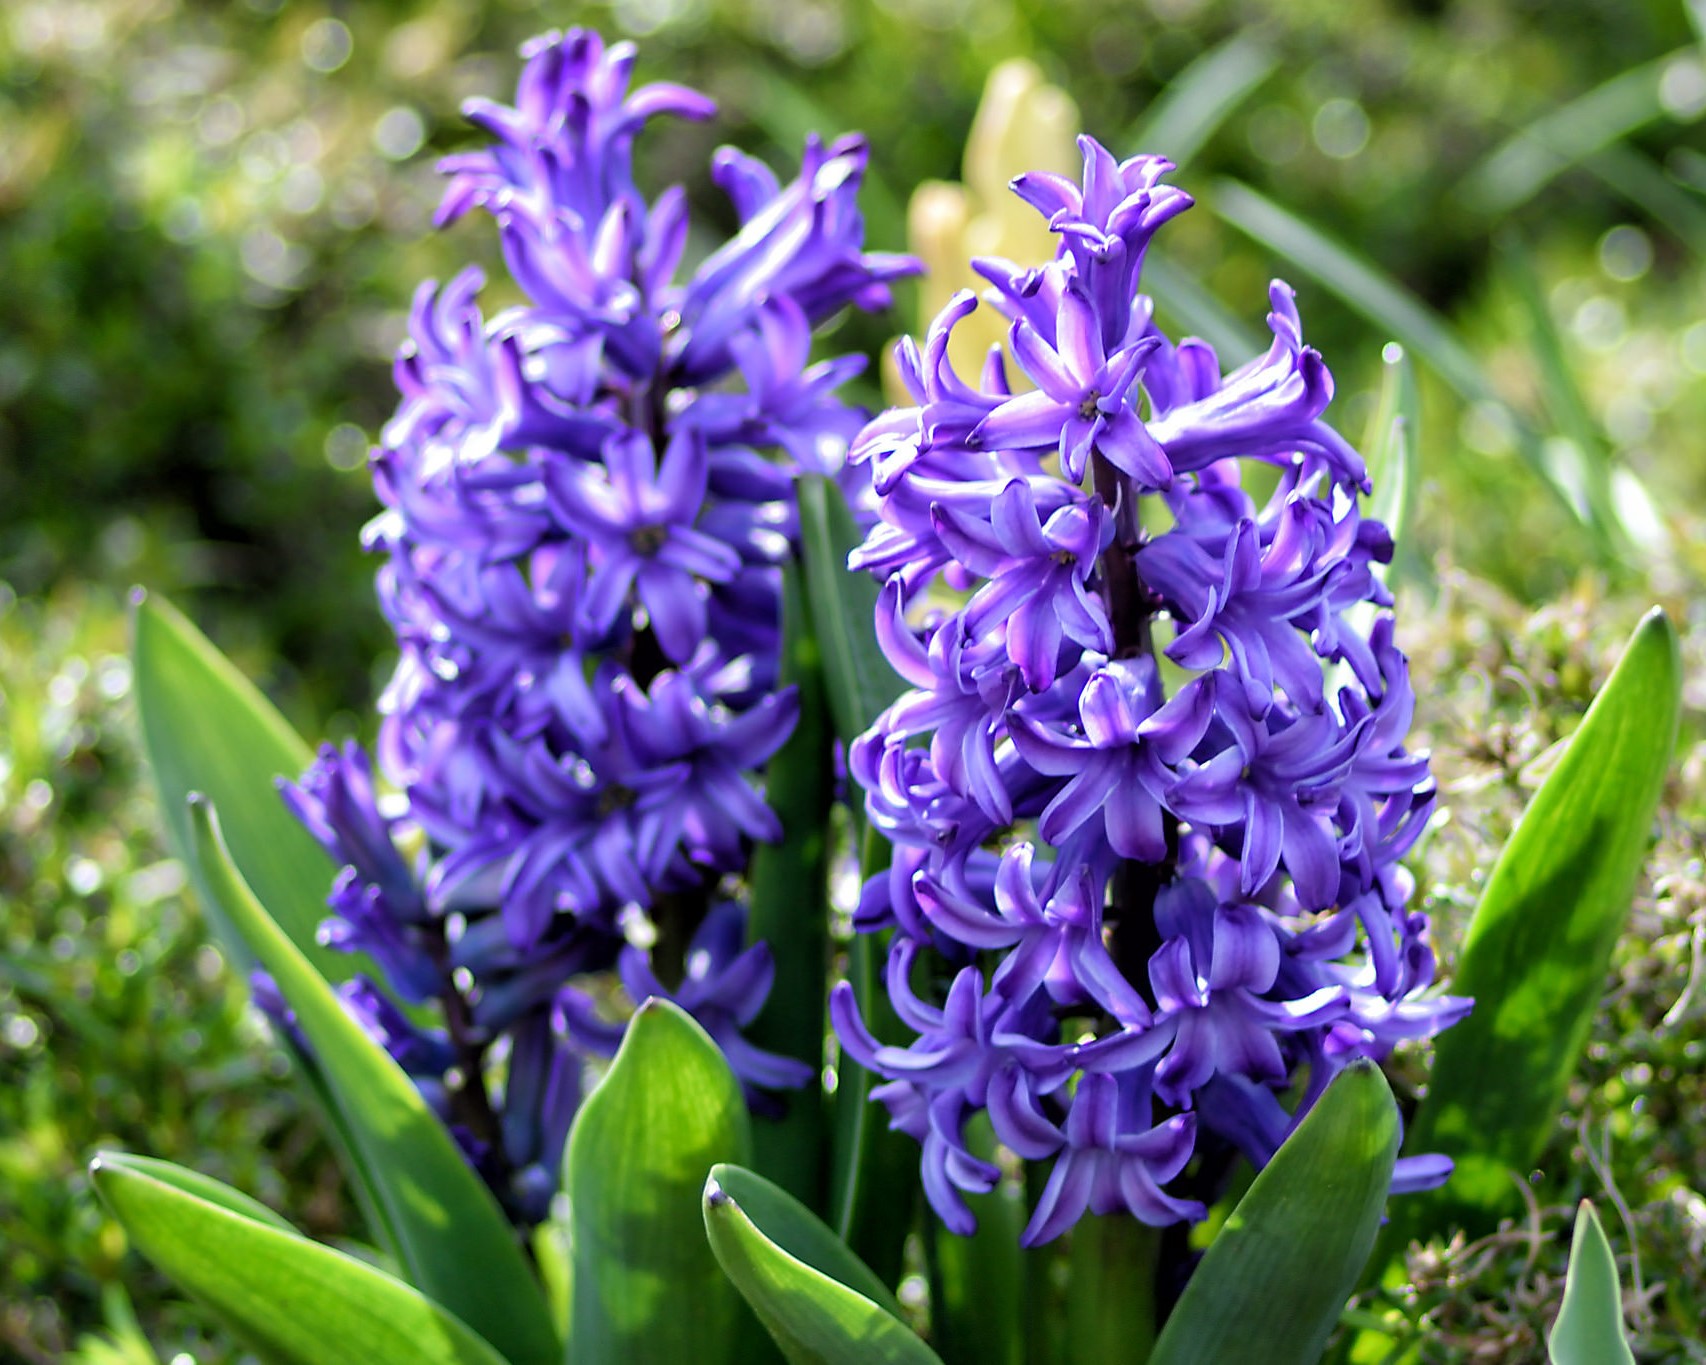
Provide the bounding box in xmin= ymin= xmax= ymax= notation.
xmin=90 ymin=1154 xmax=510 ymax=1365
xmin=1387 ymin=610 xmax=1681 ymax=1247
xmin=566 ymin=998 xmax=753 ymax=1365
xmin=703 ymin=1168 xmax=945 ymax=1365
xmin=1548 ymin=1201 xmax=1636 ymax=1365
xmin=187 ymin=797 xmax=559 ymax=1365
xmin=1149 ymin=1060 xmax=1400 ymax=1365
xmin=131 ymin=591 xmax=349 ymax=981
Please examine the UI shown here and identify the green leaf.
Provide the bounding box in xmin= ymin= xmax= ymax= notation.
xmin=706 ymin=1165 xmax=905 ymax=1321
xmin=797 ymin=476 xmax=904 ymax=747
xmin=1548 ymin=1201 xmax=1636 ymax=1365
xmin=1459 ymin=52 xmax=1684 ymax=218
xmin=1128 ymin=32 xmax=1277 ymax=170
xmin=90 ymin=1153 xmax=510 ymax=1365
xmin=565 ymin=998 xmax=753 ymax=1365
xmin=703 ymin=1167 xmax=944 ymax=1365
xmin=1385 ymin=610 xmax=1680 ymax=1248
xmin=1149 ymin=1060 xmax=1400 ymax=1365
xmin=187 ymin=798 xmax=559 ymax=1365
xmin=745 ymin=563 xmax=833 ymax=1209
xmin=1581 ymin=143 xmax=1706 ymax=259
xmin=1064 ymin=1216 xmax=1158 ymax=1365
xmin=131 ymin=591 xmax=350 ymax=982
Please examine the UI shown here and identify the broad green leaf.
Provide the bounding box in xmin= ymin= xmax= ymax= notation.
xmin=94 ymin=1152 xmax=296 ymax=1235
xmin=707 ymin=1165 xmax=904 ymax=1320
xmin=187 ymin=798 xmax=559 ymax=1365
xmin=703 ymin=1167 xmax=944 ymax=1365
xmin=131 ymin=591 xmax=351 ymax=982
xmin=1129 ymin=32 xmax=1277 ymax=170
xmin=797 ymin=476 xmax=905 ymax=747
xmin=90 ymin=1153 xmax=509 ymax=1365
xmin=566 ymin=999 xmax=752 ymax=1365
xmin=1149 ymin=1060 xmax=1400 ymax=1365
xmin=745 ymin=563 xmax=833 ymax=1209
xmin=927 ymin=1114 xmax=1026 ymax=1365
xmin=1208 ymin=179 xmax=1624 ymax=559
xmin=1385 ymin=610 xmax=1680 ymax=1249
xmin=1548 ymin=1201 xmax=1636 ymax=1365
xmin=1459 ymin=52 xmax=1684 ymax=218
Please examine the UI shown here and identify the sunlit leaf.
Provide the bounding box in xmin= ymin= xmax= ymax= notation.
xmin=131 ymin=591 xmax=348 ymax=981
xmin=90 ymin=1153 xmax=509 ymax=1365
xmin=703 ymin=1166 xmax=943 ymax=1365
xmin=1383 ymin=610 xmax=1681 ymax=1250
xmin=565 ymin=999 xmax=752 ymax=1365
xmin=187 ymin=798 xmax=559 ymax=1365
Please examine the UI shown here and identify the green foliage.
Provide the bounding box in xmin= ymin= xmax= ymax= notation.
xmin=185 ymin=797 xmax=558 ymax=1364
xmin=0 ymin=585 xmax=345 ymax=1361
xmin=703 ymin=1165 xmax=945 ymax=1365
xmin=1548 ymin=1201 xmax=1635 ymax=1365
xmin=90 ymin=1152 xmax=510 ymax=1365
xmin=1150 ymin=1061 xmax=1400 ymax=1365
xmin=566 ymin=1000 xmax=754 ymax=1365
xmin=1385 ymin=609 xmax=1680 ymax=1251
xmin=132 ymin=591 xmax=348 ymax=982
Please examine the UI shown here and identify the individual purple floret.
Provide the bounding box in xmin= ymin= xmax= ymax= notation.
xmin=279 ymin=28 xmax=913 ymax=1225
xmin=835 ymin=136 xmax=1468 ymax=1246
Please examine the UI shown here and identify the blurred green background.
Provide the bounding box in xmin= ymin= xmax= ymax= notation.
xmin=4 ymin=0 xmax=1706 ymax=1359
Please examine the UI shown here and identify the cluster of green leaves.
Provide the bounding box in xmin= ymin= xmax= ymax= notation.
xmin=0 ymin=585 xmax=348 ymax=1362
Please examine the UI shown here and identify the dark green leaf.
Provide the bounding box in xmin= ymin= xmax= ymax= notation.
xmin=1149 ymin=1060 xmax=1400 ymax=1365
xmin=797 ymin=476 xmax=904 ymax=747
xmin=131 ymin=591 xmax=350 ymax=982
xmin=703 ymin=1167 xmax=944 ymax=1365
xmin=566 ymin=999 xmax=752 ymax=1365
xmin=1385 ymin=610 xmax=1680 ymax=1248
xmin=187 ymin=798 xmax=559 ymax=1365
xmin=1128 ymin=32 xmax=1278 ymax=170
xmin=90 ymin=1153 xmax=510 ymax=1365
xmin=1548 ymin=1201 xmax=1636 ymax=1365
xmin=745 ymin=563 xmax=833 ymax=1209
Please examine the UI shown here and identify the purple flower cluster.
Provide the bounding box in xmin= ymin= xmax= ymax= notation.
xmin=833 ymin=138 xmax=1469 ymax=1246
xmin=279 ymin=29 xmax=911 ymax=1223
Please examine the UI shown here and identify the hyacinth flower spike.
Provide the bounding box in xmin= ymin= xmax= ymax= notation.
xmin=274 ymin=28 xmax=916 ymax=1225
xmin=835 ymin=134 xmax=1467 ymax=1245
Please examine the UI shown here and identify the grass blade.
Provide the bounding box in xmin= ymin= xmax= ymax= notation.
xmin=1128 ymin=32 xmax=1279 ymax=170
xmin=1460 ymin=52 xmax=1685 ymax=218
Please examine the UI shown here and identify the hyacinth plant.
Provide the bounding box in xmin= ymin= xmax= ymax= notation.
xmin=102 ymin=30 xmax=1679 ymax=1365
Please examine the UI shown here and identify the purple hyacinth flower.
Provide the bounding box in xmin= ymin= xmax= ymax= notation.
xmin=971 ymin=287 xmax=1170 ymax=487
xmin=1018 ymin=1071 xmax=1202 ymax=1246
xmin=546 ymin=426 xmax=740 ymax=662
xmin=1011 ymin=660 xmax=1214 ymax=862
